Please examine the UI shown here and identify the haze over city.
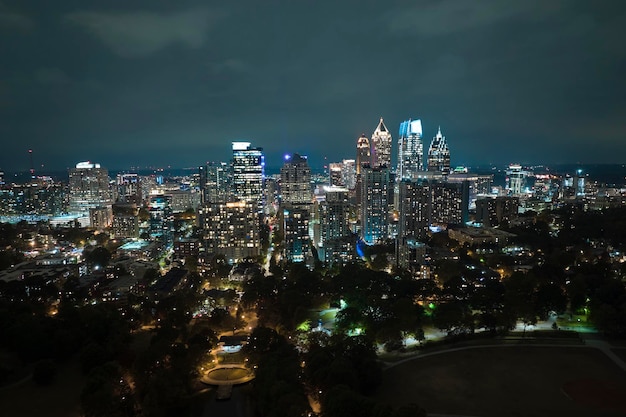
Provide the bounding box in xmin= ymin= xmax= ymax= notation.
xmin=1 ymin=0 xmax=626 ymax=171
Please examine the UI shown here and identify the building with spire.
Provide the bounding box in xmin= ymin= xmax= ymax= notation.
xmin=427 ymin=127 xmax=451 ymax=174
xmin=356 ymin=134 xmax=371 ymax=175
xmin=397 ymin=119 xmax=423 ymax=180
xmin=371 ymin=117 xmax=392 ymax=168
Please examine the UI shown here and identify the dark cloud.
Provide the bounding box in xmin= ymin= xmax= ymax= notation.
xmin=0 ymin=1 xmax=625 ymax=172
xmin=0 ymin=2 xmax=33 ymax=31
xmin=65 ymin=7 xmax=221 ymax=58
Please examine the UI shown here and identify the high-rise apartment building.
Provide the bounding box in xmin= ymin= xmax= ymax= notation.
xmin=356 ymin=134 xmax=371 ymax=175
xmin=68 ymin=161 xmax=112 ymax=215
xmin=360 ymin=166 xmax=391 ymax=245
xmin=280 ymin=153 xmax=311 ymax=205
xmin=198 ymin=200 xmax=260 ymax=264
xmin=320 ymin=186 xmax=354 ymax=266
xmin=397 ymin=179 xmax=469 ymax=239
xmin=427 ymin=127 xmax=450 ymax=174
xmin=282 ymin=206 xmax=310 ymax=263
xmin=397 ymin=119 xmax=424 ymax=180
xmin=371 ymin=117 xmax=392 ymax=168
xmin=232 ymin=142 xmax=264 ymax=207
xmin=475 ymin=196 xmax=519 ymax=227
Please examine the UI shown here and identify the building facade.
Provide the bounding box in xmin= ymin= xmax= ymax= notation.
xmin=397 ymin=119 xmax=424 ymax=180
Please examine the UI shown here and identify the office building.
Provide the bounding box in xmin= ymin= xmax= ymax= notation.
xmin=232 ymin=142 xmax=264 ymax=207
xmin=356 ymin=134 xmax=370 ymax=175
xmin=116 ymin=173 xmax=142 ymax=205
xmin=397 ymin=119 xmax=424 ymax=180
xmin=506 ymin=164 xmax=528 ymax=195
xmin=329 ymin=163 xmax=343 ymax=187
xmin=371 ymin=117 xmax=392 ymax=168
xmin=68 ymin=161 xmax=112 ymax=215
xmin=200 ymin=162 xmax=230 ymax=204
xmin=427 ymin=127 xmax=450 ymax=174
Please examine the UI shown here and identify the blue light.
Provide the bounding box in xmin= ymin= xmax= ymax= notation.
xmin=284 ymin=154 xmax=291 ymax=161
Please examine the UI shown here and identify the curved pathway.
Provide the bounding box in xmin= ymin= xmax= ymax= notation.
xmin=200 ymin=364 xmax=255 ymax=386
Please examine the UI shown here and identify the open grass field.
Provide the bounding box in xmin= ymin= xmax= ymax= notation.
xmin=374 ymin=346 xmax=626 ymax=417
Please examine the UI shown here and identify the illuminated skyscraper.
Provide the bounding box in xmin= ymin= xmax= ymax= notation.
xmin=283 ymin=206 xmax=310 ymax=263
xmin=371 ymin=117 xmax=392 ymax=168
xmin=68 ymin=161 xmax=112 ymax=215
xmin=280 ymin=153 xmax=312 ymax=205
xmin=356 ymin=134 xmax=370 ymax=175
xmin=397 ymin=179 xmax=468 ymax=239
xmin=232 ymin=142 xmax=264 ymax=208
xmin=360 ymin=166 xmax=390 ymax=245
xmin=505 ymin=164 xmax=528 ymax=195
xmin=320 ymin=186 xmax=354 ymax=265
xmin=329 ymin=163 xmax=343 ymax=187
xmin=116 ymin=173 xmax=142 ymax=205
xmin=397 ymin=119 xmax=424 ymax=180
xmin=200 ymin=162 xmax=230 ymax=204
xmin=198 ymin=200 xmax=260 ymax=264
xmin=427 ymin=127 xmax=450 ymax=174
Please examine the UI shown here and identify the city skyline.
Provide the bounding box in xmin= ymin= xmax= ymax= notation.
xmin=1 ymin=1 xmax=625 ymax=172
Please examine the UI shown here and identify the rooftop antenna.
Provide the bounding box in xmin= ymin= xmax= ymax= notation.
xmin=28 ymin=149 xmax=35 ymax=178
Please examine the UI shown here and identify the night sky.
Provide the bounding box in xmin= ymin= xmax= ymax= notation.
xmin=1 ymin=1 xmax=625 ymax=172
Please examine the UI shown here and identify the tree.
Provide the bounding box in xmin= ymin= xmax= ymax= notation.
xmin=32 ymin=359 xmax=57 ymax=386
xmin=84 ymin=246 xmax=111 ymax=268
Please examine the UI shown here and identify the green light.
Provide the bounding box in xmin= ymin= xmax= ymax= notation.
xmin=428 ymin=303 xmax=436 ymax=309
xmin=296 ymin=321 xmax=311 ymax=332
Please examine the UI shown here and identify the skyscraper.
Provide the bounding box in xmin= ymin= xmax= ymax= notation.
xmin=116 ymin=173 xmax=142 ymax=205
xmin=360 ymin=166 xmax=390 ymax=245
xmin=280 ymin=153 xmax=312 ymax=205
xmin=427 ymin=127 xmax=451 ymax=174
xmin=371 ymin=117 xmax=392 ymax=168
xmin=397 ymin=119 xmax=424 ymax=180
xmin=505 ymin=164 xmax=528 ymax=195
xmin=232 ymin=142 xmax=264 ymax=207
xmin=198 ymin=200 xmax=260 ymax=264
xmin=68 ymin=161 xmax=112 ymax=215
xmin=200 ymin=162 xmax=230 ymax=204
xmin=356 ymin=134 xmax=370 ymax=175
xmin=319 ymin=186 xmax=354 ymax=265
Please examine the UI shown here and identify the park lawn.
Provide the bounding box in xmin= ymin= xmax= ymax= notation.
xmin=374 ymin=346 xmax=626 ymax=417
xmin=0 ymin=357 xmax=85 ymax=417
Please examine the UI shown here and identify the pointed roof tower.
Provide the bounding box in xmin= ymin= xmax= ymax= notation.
xmin=371 ymin=117 xmax=393 ymax=168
